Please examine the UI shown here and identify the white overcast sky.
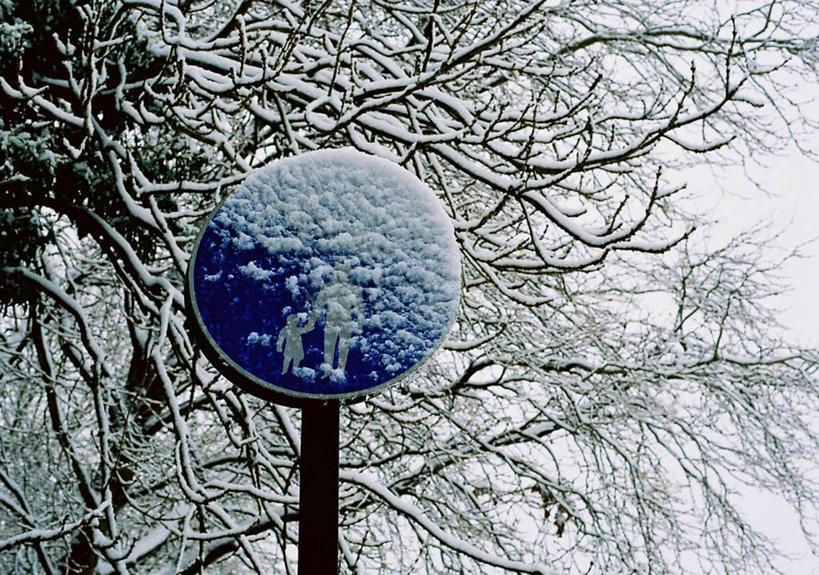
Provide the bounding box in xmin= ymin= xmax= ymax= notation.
xmin=725 ymin=153 xmax=819 ymax=574
xmin=686 ymin=116 xmax=819 ymax=572
xmin=757 ymin=151 xmax=819 ymax=347
xmin=697 ymin=144 xmax=819 ymax=344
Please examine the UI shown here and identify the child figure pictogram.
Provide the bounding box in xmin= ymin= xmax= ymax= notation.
xmin=276 ymin=313 xmax=310 ymax=374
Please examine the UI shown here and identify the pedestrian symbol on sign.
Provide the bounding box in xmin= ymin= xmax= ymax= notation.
xmin=277 ymin=313 xmax=310 ymax=375
xmin=307 ymin=266 xmax=364 ymax=378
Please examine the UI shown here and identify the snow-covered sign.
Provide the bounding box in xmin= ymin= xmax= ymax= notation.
xmin=186 ymin=149 xmax=461 ymax=404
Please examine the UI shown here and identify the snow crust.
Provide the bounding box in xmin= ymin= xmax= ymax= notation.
xmin=191 ymin=148 xmax=460 ymax=398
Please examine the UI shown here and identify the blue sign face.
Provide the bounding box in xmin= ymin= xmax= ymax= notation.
xmin=186 ymin=149 xmax=461 ymax=404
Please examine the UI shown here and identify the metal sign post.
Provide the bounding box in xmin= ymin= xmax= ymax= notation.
xmin=186 ymin=149 xmax=461 ymax=574
xmin=298 ymin=401 xmax=340 ymax=574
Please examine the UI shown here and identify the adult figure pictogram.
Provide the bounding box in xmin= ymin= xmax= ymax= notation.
xmin=306 ymin=267 xmax=364 ymax=377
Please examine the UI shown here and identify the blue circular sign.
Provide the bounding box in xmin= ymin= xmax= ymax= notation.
xmin=186 ymin=149 xmax=461 ymax=404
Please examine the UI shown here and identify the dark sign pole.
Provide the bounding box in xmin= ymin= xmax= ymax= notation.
xmin=298 ymin=401 xmax=340 ymax=575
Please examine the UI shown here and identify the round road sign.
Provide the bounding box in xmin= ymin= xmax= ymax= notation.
xmin=186 ymin=149 xmax=461 ymax=404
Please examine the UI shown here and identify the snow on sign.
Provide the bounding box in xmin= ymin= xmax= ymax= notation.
xmin=186 ymin=149 xmax=461 ymax=404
